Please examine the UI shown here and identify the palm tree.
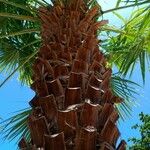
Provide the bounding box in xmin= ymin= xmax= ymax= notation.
xmin=0 ymin=0 xmax=149 ymax=149
xmin=16 ymin=0 xmax=126 ymax=149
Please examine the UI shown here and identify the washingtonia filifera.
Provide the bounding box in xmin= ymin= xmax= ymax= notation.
xmin=18 ymin=0 xmax=126 ymax=149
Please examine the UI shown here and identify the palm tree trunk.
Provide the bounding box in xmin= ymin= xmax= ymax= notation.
xmin=18 ymin=0 xmax=126 ymax=149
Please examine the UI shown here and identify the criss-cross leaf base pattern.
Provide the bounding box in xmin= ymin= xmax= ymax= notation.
xmin=18 ymin=1 xmax=126 ymax=149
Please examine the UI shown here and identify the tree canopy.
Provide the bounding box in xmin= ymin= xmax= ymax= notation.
xmin=128 ymin=112 xmax=150 ymax=150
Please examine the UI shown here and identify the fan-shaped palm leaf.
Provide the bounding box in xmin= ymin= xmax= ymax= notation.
xmin=0 ymin=0 xmax=42 ymax=85
xmin=0 ymin=108 xmax=31 ymax=142
xmin=111 ymin=74 xmax=140 ymax=120
xmin=102 ymin=6 xmax=150 ymax=83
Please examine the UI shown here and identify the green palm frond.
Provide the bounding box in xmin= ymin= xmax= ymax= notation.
xmin=116 ymin=0 xmax=150 ymax=7
xmin=103 ymin=0 xmax=150 ymax=14
xmin=0 ymin=0 xmax=42 ymax=85
xmin=0 ymin=12 xmax=39 ymax=21
xmin=0 ymin=29 xmax=41 ymax=86
xmin=0 ymin=108 xmax=31 ymax=142
xmin=102 ymin=7 xmax=150 ymax=83
xmin=0 ymin=0 xmax=50 ymax=9
xmin=111 ymin=74 xmax=140 ymax=120
xmin=0 ymin=29 xmax=39 ymax=39
xmin=0 ymin=48 xmax=39 ymax=87
xmin=0 ymin=0 xmax=36 ymax=12
xmin=32 ymin=0 xmax=50 ymax=6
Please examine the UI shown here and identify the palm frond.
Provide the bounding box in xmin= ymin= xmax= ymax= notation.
xmin=102 ymin=7 xmax=150 ymax=83
xmin=0 ymin=29 xmax=39 ymax=39
xmin=32 ymin=0 xmax=50 ymax=7
xmin=0 ymin=12 xmax=39 ymax=21
xmin=103 ymin=0 xmax=150 ymax=14
xmin=111 ymin=74 xmax=140 ymax=120
xmin=0 ymin=0 xmax=41 ymax=85
xmin=116 ymin=0 xmax=150 ymax=7
xmin=0 ymin=108 xmax=31 ymax=142
xmin=0 ymin=0 xmax=35 ymax=12
xmin=101 ymin=25 xmax=127 ymax=34
xmin=0 ymin=48 xmax=39 ymax=87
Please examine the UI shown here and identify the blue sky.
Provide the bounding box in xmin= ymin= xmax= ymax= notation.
xmin=0 ymin=0 xmax=150 ymax=149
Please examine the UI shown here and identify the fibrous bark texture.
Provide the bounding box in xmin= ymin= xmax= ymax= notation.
xmin=19 ymin=0 xmax=126 ymax=149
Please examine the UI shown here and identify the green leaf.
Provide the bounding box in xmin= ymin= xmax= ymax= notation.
xmin=103 ymin=6 xmax=150 ymax=82
xmin=0 ymin=108 xmax=31 ymax=142
xmin=128 ymin=112 xmax=150 ymax=149
xmin=0 ymin=12 xmax=39 ymax=22
xmin=103 ymin=1 xmax=150 ymax=14
xmin=139 ymin=51 xmax=146 ymax=83
xmin=0 ymin=29 xmax=39 ymax=39
xmin=0 ymin=49 xmax=38 ymax=88
xmin=0 ymin=0 xmax=35 ymax=12
xmin=116 ymin=0 xmax=122 ymax=7
xmin=101 ymin=25 xmax=133 ymax=37
xmin=111 ymin=74 xmax=140 ymax=120
xmin=112 ymin=12 xmax=126 ymax=24
xmin=32 ymin=0 xmax=49 ymax=7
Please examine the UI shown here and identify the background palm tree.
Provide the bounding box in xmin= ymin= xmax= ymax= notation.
xmin=0 ymin=0 xmax=150 ymax=149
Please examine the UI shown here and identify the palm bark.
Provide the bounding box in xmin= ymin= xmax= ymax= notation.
xmin=18 ymin=0 xmax=126 ymax=149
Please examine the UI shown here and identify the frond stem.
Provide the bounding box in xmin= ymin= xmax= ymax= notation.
xmin=0 ymin=13 xmax=39 ymax=21
xmin=103 ymin=1 xmax=150 ymax=14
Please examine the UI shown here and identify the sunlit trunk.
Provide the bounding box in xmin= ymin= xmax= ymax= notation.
xmin=18 ymin=0 xmax=126 ymax=149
